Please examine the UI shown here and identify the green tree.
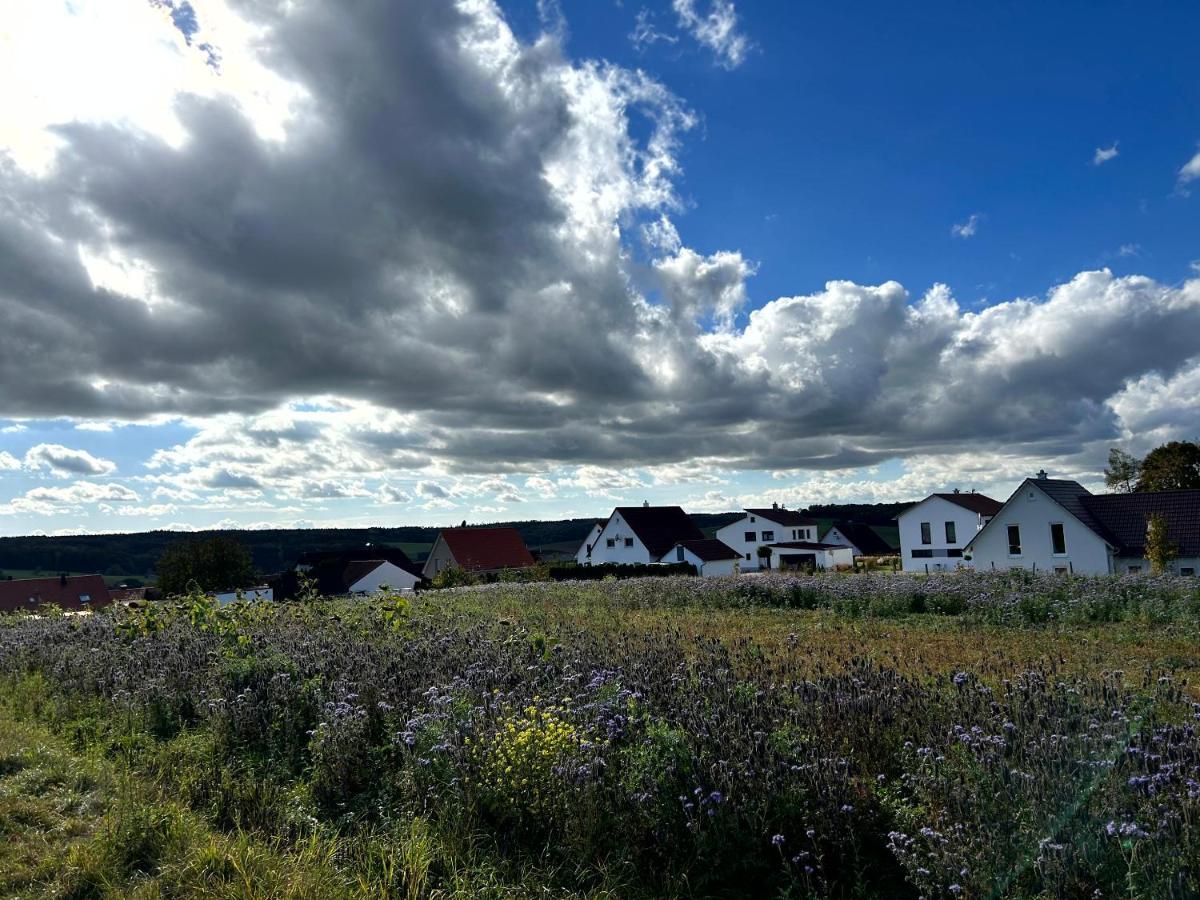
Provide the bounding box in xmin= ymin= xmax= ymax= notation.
xmin=1135 ymin=440 xmax=1200 ymax=492
xmin=1144 ymin=513 xmax=1178 ymax=575
xmin=1104 ymin=447 xmax=1141 ymax=493
xmin=155 ymin=536 xmax=258 ymax=598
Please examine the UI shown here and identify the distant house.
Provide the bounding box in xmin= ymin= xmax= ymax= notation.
xmin=422 ymin=527 xmax=536 ymax=579
xmin=965 ymin=472 xmax=1200 ymax=576
xmin=108 ymin=586 xmax=147 ymax=605
xmin=574 ymin=521 xmax=604 ymax=565
xmin=716 ymin=504 xmax=820 ymax=570
xmin=821 ymin=522 xmax=899 ymax=559
xmin=661 ymin=538 xmax=743 ymax=577
xmin=212 ymin=586 xmax=274 ymax=604
xmin=584 ymin=504 xmax=705 ymax=566
xmin=763 ymin=541 xmax=854 ymax=571
xmin=274 ymin=546 xmax=424 ymax=598
xmin=896 ymin=491 xmax=1003 ymax=572
xmin=0 ymin=574 xmax=112 ymax=615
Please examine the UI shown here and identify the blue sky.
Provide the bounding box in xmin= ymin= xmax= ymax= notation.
xmin=0 ymin=0 xmax=1198 ymax=536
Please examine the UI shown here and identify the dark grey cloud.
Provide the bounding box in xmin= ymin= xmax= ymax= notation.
xmin=1 ymin=0 xmax=1199 ymax=484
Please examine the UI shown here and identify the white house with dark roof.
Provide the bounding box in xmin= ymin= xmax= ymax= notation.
xmin=897 ymin=490 xmax=1003 ymax=572
xmin=574 ymin=521 xmax=604 ymax=565
xmin=660 ymin=538 xmax=743 ymax=576
xmin=964 ymin=471 xmax=1200 ymax=575
xmin=763 ymin=541 xmax=854 ymax=571
xmin=585 ymin=504 xmax=705 ymax=566
xmin=716 ymin=504 xmax=820 ymax=570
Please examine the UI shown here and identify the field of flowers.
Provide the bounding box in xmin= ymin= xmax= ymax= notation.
xmin=1 ymin=571 xmax=1199 ymax=898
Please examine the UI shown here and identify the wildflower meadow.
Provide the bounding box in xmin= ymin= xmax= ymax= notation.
xmin=1 ymin=571 xmax=1199 ymax=897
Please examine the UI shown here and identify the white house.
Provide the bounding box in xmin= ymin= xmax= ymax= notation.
xmin=342 ymin=560 xmax=421 ymax=593
xmin=716 ymin=505 xmax=821 ymax=570
xmin=584 ymin=504 xmax=705 ymax=566
xmin=574 ymin=522 xmax=604 ymax=565
xmin=213 ymin=586 xmax=274 ymax=604
xmin=964 ymin=472 xmax=1200 ymax=575
xmin=660 ymin=539 xmax=743 ymax=577
xmin=897 ymin=491 xmax=1003 ymax=572
xmin=762 ymin=541 xmax=854 ymax=571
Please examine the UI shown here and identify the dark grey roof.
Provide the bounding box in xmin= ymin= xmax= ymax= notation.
xmin=768 ymin=541 xmax=844 ymax=551
xmin=827 ymin=521 xmax=897 ymax=555
xmin=745 ymin=507 xmax=819 ymax=527
xmin=1080 ymin=490 xmax=1200 ymax=557
xmin=1029 ymin=479 xmax=1120 ymax=547
xmin=674 ymin=538 xmax=741 ymax=561
xmin=614 ymin=506 xmax=704 ymax=559
xmin=932 ymin=492 xmax=1003 ymax=516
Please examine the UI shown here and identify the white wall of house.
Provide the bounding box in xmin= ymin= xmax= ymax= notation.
xmin=1111 ymin=556 xmax=1200 ymax=575
xmin=967 ymin=482 xmax=1113 ymax=574
xmin=717 ymin=514 xmax=818 ymax=570
xmin=348 ymin=561 xmax=420 ymax=593
xmin=575 ymin=523 xmax=603 ymax=565
xmin=214 ymin=587 xmax=273 ymax=604
xmin=422 ymin=537 xmax=457 ymax=579
xmin=898 ymin=496 xmax=989 ymax=572
xmin=661 ymin=544 xmax=740 ymax=577
xmin=821 ymin=526 xmax=862 ymax=557
xmin=586 ymin=511 xmax=654 ymax=565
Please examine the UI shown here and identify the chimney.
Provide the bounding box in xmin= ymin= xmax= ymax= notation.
xmin=643 ymin=500 xmax=649 ymax=507
xmin=772 ymin=501 xmax=779 ymax=509
xmin=1036 ymin=469 xmax=1048 ymax=480
xmin=953 ymin=488 xmax=960 ymax=494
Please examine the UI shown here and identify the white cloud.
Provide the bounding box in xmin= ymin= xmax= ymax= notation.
xmin=1093 ymin=143 xmax=1119 ymax=166
xmin=1117 ymin=243 xmax=1141 ymax=258
xmin=630 ymin=8 xmax=679 ymax=52
xmin=951 ymin=213 xmax=982 ymax=239
xmin=671 ymin=0 xmax=750 ymax=68
xmin=1178 ymin=148 xmax=1200 ymax=192
xmin=23 ymin=444 xmax=117 ymax=477
xmin=0 ymin=451 xmax=20 ymax=471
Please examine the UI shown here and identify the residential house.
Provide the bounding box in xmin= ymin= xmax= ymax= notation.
xmin=964 ymin=471 xmax=1200 ymax=575
xmin=822 ymin=522 xmax=899 ymax=559
xmin=422 ymin=527 xmax=536 ymax=579
xmin=274 ymin=547 xmax=424 ymax=598
xmin=897 ymin=491 xmax=1003 ymax=572
xmin=716 ymin=504 xmax=820 ymax=570
xmin=762 ymin=541 xmax=854 ymax=571
xmin=661 ymin=538 xmax=743 ymax=577
xmin=574 ymin=521 xmax=604 ymax=565
xmin=0 ymin=574 xmax=112 ymax=615
xmin=212 ymin=586 xmax=274 ymax=604
xmin=584 ymin=504 xmax=704 ymax=566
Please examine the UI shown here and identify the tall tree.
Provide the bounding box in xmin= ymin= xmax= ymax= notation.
xmin=1104 ymin=447 xmax=1141 ymax=493
xmin=1134 ymin=440 xmax=1200 ymax=492
xmin=155 ymin=536 xmax=258 ymax=598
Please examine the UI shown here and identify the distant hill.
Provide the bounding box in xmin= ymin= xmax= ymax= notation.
xmin=0 ymin=511 xmax=748 ymax=581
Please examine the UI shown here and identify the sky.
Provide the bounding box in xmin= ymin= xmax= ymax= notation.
xmin=0 ymin=0 xmax=1198 ymax=536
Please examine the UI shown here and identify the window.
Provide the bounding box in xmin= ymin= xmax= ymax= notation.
xmin=911 ymin=549 xmax=933 ymax=558
xmin=762 ymin=530 xmax=775 ymax=542
xmin=1180 ymin=567 xmax=1195 ymax=576
xmin=920 ymin=522 xmax=931 ymax=544
xmin=1127 ymin=565 xmax=1142 ymax=574
xmin=745 ymin=531 xmax=757 ymax=542
xmin=1049 ymin=523 xmax=1067 ymax=556
xmin=792 ymin=530 xmax=798 ymax=540
xmin=745 ymin=553 xmax=751 ymax=560
xmin=606 ymin=538 xmax=615 ymax=548
xmin=676 ymin=546 xmax=685 ymax=562
xmin=624 ymin=538 xmax=634 ymax=548
xmin=946 ymin=549 xmax=963 ymax=558
xmin=79 ymin=594 xmax=91 ymax=603
xmin=1007 ymin=525 xmax=1022 ymax=556
xmin=749 ymin=516 xmax=756 ymax=522
xmin=944 ymin=521 xmax=957 ymax=544
xmin=1054 ymin=567 xmax=1068 ymax=575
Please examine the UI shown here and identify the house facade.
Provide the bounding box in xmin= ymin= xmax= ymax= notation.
xmin=584 ymin=505 xmax=704 ymax=566
xmin=422 ymin=527 xmax=536 ymax=579
xmin=897 ymin=492 xmax=1003 ymax=572
xmin=574 ymin=522 xmax=604 ymax=565
xmin=964 ymin=473 xmax=1200 ymax=575
xmin=716 ymin=505 xmax=820 ymax=570
xmin=661 ymin=539 xmax=742 ymax=577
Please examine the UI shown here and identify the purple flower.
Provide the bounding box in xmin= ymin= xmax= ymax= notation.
xmin=772 ymin=834 xmax=786 ymax=846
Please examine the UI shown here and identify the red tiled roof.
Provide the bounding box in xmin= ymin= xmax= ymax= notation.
xmin=0 ymin=574 xmax=112 ymax=614
xmin=440 ymin=527 xmax=535 ymax=572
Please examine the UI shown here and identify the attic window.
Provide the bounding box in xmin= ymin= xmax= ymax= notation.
xmin=606 ymin=538 xmax=615 ymax=548
xmin=761 ymin=531 xmax=775 ymax=542
xmin=624 ymin=538 xmax=633 ymax=548
xmin=749 ymin=516 xmax=755 ymax=522
xmin=79 ymin=594 xmax=91 ymax=603
xmin=676 ymin=546 xmax=685 ymax=562
xmin=920 ymin=522 xmax=931 ymax=544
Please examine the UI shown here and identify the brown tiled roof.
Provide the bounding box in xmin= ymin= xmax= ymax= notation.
xmin=932 ymin=492 xmax=1003 ymax=516
xmin=0 ymin=574 xmax=112 ymax=614
xmin=613 ymin=506 xmax=704 ymax=559
xmin=745 ymin=507 xmax=819 ymax=527
xmin=1080 ymin=490 xmax=1200 ymax=557
xmin=440 ymin=527 xmax=536 ymax=572
xmin=673 ymin=538 xmax=742 ymax=562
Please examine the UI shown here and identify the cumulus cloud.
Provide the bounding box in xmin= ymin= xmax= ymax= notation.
xmin=951 ymin=213 xmax=982 ymax=238
xmin=671 ymin=0 xmax=750 ymax=68
xmin=1093 ymin=143 xmax=1119 ymax=166
xmin=1178 ymin=148 xmax=1200 ymax=192
xmin=0 ymin=451 xmax=19 ymax=471
xmin=23 ymin=481 xmax=139 ymax=506
xmin=23 ymin=444 xmax=117 ymax=477
xmin=1 ymin=0 xmax=1198 ymax=527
